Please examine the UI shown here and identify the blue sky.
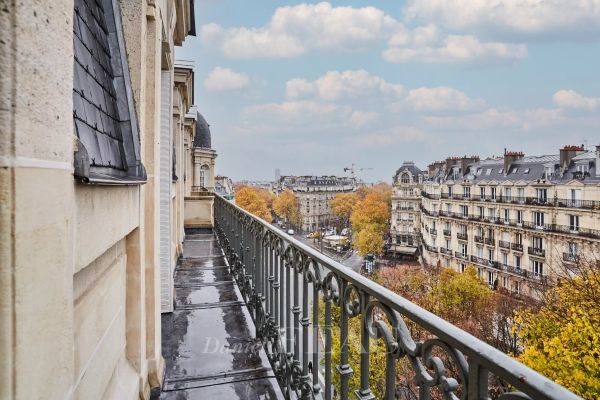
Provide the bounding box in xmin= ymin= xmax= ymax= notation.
xmin=177 ymin=1 xmax=600 ymax=182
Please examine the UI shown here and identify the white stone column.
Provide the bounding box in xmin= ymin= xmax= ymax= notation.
xmin=193 ymin=157 xmax=201 ymax=188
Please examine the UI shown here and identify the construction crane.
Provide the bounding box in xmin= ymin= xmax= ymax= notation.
xmin=343 ymin=163 xmax=373 ymax=180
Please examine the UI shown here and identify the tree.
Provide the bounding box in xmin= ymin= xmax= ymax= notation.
xmin=235 ymin=186 xmax=272 ymax=222
xmin=515 ymin=260 xmax=600 ymax=399
xmin=273 ymin=189 xmax=301 ymax=227
xmin=354 ymin=224 xmax=385 ymax=256
xmin=256 ymin=188 xmax=276 ymax=211
xmin=330 ymin=192 xmax=358 ymax=225
xmin=350 ymin=192 xmax=389 ymax=234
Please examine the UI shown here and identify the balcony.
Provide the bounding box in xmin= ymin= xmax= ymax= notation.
xmin=161 ymin=228 xmax=285 ymax=399
xmin=457 ymin=232 xmax=468 ymax=241
xmin=454 ymin=251 xmax=469 ymax=260
xmin=474 ymin=235 xmax=484 ymax=243
xmin=484 ymin=238 xmax=496 ymax=246
xmin=443 ymin=229 xmax=452 ymax=237
xmin=499 ymin=240 xmax=510 ymax=249
xmin=423 ymin=243 xmax=438 ymax=253
xmin=528 ymin=247 xmax=546 ymax=258
xmin=429 ymin=227 xmax=437 ymax=235
xmin=511 ymin=243 xmax=524 ymax=252
xmin=210 ymin=195 xmax=578 ymax=400
xmin=563 ymin=252 xmax=579 ymax=263
xmin=440 ymin=247 xmax=452 ymax=255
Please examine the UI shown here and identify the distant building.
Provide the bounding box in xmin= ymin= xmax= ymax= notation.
xmin=275 ymin=175 xmax=357 ymax=231
xmin=215 ymin=175 xmax=235 ymax=199
xmin=389 ymin=162 xmax=424 ymax=259
xmin=419 ymin=145 xmax=600 ymax=297
xmin=275 ymin=168 xmax=281 ymax=182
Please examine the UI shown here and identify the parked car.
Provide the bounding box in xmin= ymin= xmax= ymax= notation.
xmin=287 ymin=229 xmax=295 ymax=235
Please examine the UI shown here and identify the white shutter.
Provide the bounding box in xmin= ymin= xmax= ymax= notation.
xmin=160 ymin=71 xmax=173 ymax=313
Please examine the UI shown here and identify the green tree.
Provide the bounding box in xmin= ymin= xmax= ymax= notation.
xmin=516 ymin=273 xmax=600 ymax=399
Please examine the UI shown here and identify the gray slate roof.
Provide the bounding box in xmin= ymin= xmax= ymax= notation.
xmin=394 ymin=161 xmax=424 ymax=182
xmin=194 ymin=112 xmax=212 ymax=149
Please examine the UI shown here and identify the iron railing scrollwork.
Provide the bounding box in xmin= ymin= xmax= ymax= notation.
xmin=213 ymin=194 xmax=581 ymax=400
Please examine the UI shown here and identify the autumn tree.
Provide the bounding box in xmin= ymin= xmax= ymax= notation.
xmin=370 ymin=182 xmax=392 ymax=207
xmin=350 ymin=192 xmax=389 ymax=255
xmin=235 ymin=186 xmax=272 ymax=222
xmin=330 ymin=192 xmax=358 ymax=225
xmin=256 ymin=188 xmax=276 ymax=211
xmin=516 ymin=259 xmax=600 ymax=399
xmin=354 ymin=224 xmax=385 ymax=256
xmin=273 ymin=189 xmax=301 ymax=227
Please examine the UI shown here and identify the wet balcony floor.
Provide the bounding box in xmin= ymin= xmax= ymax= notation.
xmin=160 ymin=230 xmax=285 ymax=399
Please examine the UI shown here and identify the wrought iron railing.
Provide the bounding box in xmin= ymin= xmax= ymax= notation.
xmin=213 ymin=194 xmax=580 ymax=400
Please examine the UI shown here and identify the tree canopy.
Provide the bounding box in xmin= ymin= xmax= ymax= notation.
xmin=235 ymin=186 xmax=272 ymax=222
xmin=273 ymin=189 xmax=301 ymax=227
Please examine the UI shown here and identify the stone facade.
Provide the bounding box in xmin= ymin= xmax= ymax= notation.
xmin=275 ymin=176 xmax=357 ymax=232
xmin=419 ymin=147 xmax=600 ymax=298
xmin=390 ymin=162 xmax=424 ymax=258
xmin=0 ymin=1 xmax=198 ymax=399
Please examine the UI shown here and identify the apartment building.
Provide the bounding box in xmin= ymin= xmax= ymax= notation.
xmin=0 ymin=1 xmax=212 ymax=399
xmin=389 ymin=162 xmax=424 ymax=258
xmin=420 ymin=147 xmax=600 ymax=297
xmin=275 ymin=175 xmax=357 ymax=232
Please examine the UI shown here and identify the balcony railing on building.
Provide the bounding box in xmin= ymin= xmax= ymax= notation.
xmin=499 ymin=240 xmax=510 ymax=249
xmin=457 ymin=232 xmax=468 ymax=241
xmin=213 ymin=194 xmax=579 ymax=400
xmin=528 ymin=246 xmax=546 ymax=258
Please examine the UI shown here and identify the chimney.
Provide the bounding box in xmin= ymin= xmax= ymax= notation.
xmin=560 ymin=145 xmax=585 ymax=172
xmin=461 ymin=155 xmax=480 ymax=176
xmin=504 ymin=149 xmax=524 ymax=175
xmin=596 ymin=145 xmax=600 ymax=177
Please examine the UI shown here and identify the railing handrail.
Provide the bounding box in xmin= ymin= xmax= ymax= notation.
xmin=214 ymin=194 xmax=580 ymax=400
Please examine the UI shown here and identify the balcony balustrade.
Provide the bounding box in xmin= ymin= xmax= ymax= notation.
xmin=528 ymin=247 xmax=546 ymax=257
xmin=511 ymin=243 xmax=524 ymax=252
xmin=474 ymin=235 xmax=484 ymax=243
xmin=431 ymin=191 xmax=600 ymax=210
xmin=439 ymin=247 xmax=452 ymax=255
xmin=457 ymin=232 xmax=468 ymax=241
xmin=213 ymin=194 xmax=578 ymax=400
xmin=423 ymin=243 xmax=438 ymax=253
xmin=429 ymin=228 xmax=437 ymax=235
xmin=499 ymin=240 xmax=510 ymax=249
xmin=485 ymin=238 xmax=496 ymax=246
xmin=562 ymin=252 xmax=579 ymax=263
xmin=454 ymin=251 xmax=469 ymax=260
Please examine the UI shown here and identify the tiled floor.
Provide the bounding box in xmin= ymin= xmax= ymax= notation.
xmin=160 ymin=231 xmax=285 ymax=399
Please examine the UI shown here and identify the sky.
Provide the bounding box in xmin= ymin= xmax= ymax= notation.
xmin=176 ymin=0 xmax=600 ymax=183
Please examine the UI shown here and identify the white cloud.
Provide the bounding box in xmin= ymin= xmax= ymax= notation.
xmin=404 ymin=86 xmax=486 ymax=111
xmin=200 ymin=2 xmax=397 ymax=59
xmin=243 ymin=100 xmax=351 ymax=124
xmin=286 ymin=70 xmax=404 ymax=101
xmin=203 ymin=67 xmax=250 ymax=92
xmin=553 ymin=90 xmax=599 ymax=110
xmin=349 ymin=126 xmax=427 ymax=147
xmin=349 ymin=111 xmax=379 ymax=128
xmin=404 ymin=0 xmax=600 ymax=39
xmin=383 ymin=34 xmax=527 ymax=64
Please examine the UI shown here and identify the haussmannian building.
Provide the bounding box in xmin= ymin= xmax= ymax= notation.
xmin=0 ymin=1 xmax=215 ymax=399
xmin=389 ymin=162 xmax=424 ymax=259
xmin=419 ymin=146 xmax=600 ymax=297
xmin=274 ymin=175 xmax=357 ymax=232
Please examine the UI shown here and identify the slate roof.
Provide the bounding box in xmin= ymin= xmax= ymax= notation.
xmin=394 ymin=161 xmax=424 ymax=182
xmin=193 ymin=112 xmax=212 ymax=149
xmin=427 ymin=150 xmax=600 ymax=185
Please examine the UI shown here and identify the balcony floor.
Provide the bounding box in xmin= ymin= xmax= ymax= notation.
xmin=160 ymin=229 xmax=285 ymax=399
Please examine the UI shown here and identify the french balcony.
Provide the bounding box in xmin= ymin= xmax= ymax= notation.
xmin=454 ymin=251 xmax=469 ymax=260
xmin=528 ymin=247 xmax=546 ymax=258
xmin=439 ymin=247 xmax=452 ymax=255
xmin=474 ymin=235 xmax=484 ymax=243
xmin=499 ymin=240 xmax=510 ymax=249
xmin=457 ymin=232 xmax=468 ymax=241
xmin=562 ymin=252 xmax=580 ymax=263
xmin=429 ymin=227 xmax=437 ymax=235
xmin=209 ymin=195 xmax=578 ymax=400
xmin=484 ymin=238 xmax=496 ymax=246
xmin=443 ymin=229 xmax=452 ymax=237
xmin=511 ymin=243 xmax=524 ymax=252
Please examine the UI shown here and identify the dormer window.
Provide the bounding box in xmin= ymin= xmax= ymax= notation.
xmin=577 ymin=164 xmax=588 ymax=174
xmin=511 ymin=167 xmax=518 ymax=174
xmin=498 ymin=168 xmax=504 ymax=174
xmin=524 ymin=168 xmax=530 ymax=174
xmin=485 ymin=169 xmax=492 ymax=176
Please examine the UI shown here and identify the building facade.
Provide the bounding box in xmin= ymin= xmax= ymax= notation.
xmin=1 ymin=1 xmax=200 ymax=399
xmin=389 ymin=162 xmax=424 ymax=258
xmin=419 ymin=147 xmax=600 ymax=297
xmin=215 ymin=175 xmax=235 ymax=199
xmin=275 ymin=175 xmax=357 ymax=232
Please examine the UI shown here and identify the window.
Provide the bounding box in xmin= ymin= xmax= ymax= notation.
xmin=460 ymin=205 xmax=469 ymax=217
xmin=511 ymin=167 xmax=518 ymax=174
xmin=503 ymin=209 xmax=509 ymax=223
xmin=536 ymin=188 xmax=548 ymax=203
xmin=488 ymin=271 xmax=494 ymax=286
xmin=460 ymin=264 xmax=466 ymax=273
xmin=533 ymin=236 xmax=544 ymax=250
xmin=514 ymin=255 xmax=521 ymax=269
xmin=577 ymin=164 xmax=589 ymax=174
xmin=73 ymin=0 xmax=146 ymax=183
xmin=531 ymin=260 xmax=544 ymax=277
xmin=486 ymin=169 xmax=492 ymax=176
xmin=567 ymin=242 xmax=578 ymax=256
xmin=488 ymin=208 xmax=495 ymax=220
xmin=491 ymin=187 xmax=497 ymax=200
xmin=463 ymin=186 xmax=471 ymax=198
xmin=478 ymin=206 xmax=484 ymax=218
xmin=544 ymin=166 xmax=553 ymax=178
xmin=502 ymin=276 xmax=508 ymax=287
xmin=498 ymin=168 xmax=504 ymax=174
xmin=460 ymin=224 xmax=467 ymax=235
xmin=401 ymin=173 xmax=410 ymax=184
xmin=534 ymin=211 xmax=545 ymax=228
xmin=569 ymin=215 xmax=580 ymax=232
xmin=448 ymin=186 xmax=453 ymax=197
xmin=199 ymin=164 xmax=209 ymax=188
xmin=477 ymin=246 xmax=483 ymax=257
xmin=524 ymin=168 xmax=530 ymax=174
xmin=512 ymin=281 xmax=520 ymax=294
xmin=515 ymin=233 xmax=522 ymax=244
xmin=517 ymin=188 xmax=525 ymax=202
xmin=480 ymin=187 xmax=485 ymax=198
xmin=504 ymin=187 xmax=511 ymax=199
xmin=516 ymin=210 xmax=523 ymax=224
xmin=488 ymin=248 xmax=494 ymax=262
xmin=445 ymin=239 xmax=451 ymax=249
xmin=502 ymin=252 xmax=508 ymax=266
xmin=461 ymin=243 xmax=468 ymax=256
